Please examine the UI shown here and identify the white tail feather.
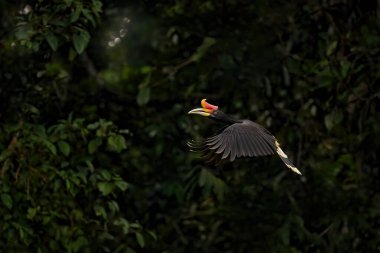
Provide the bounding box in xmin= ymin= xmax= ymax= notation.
xmin=276 ymin=146 xmax=302 ymax=175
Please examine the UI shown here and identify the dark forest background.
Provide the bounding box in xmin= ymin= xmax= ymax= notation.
xmin=1 ymin=0 xmax=380 ymax=252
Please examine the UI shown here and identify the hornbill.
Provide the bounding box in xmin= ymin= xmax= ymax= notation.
xmin=188 ymin=99 xmax=301 ymax=175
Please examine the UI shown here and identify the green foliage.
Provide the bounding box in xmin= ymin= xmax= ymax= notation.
xmin=12 ymin=0 xmax=101 ymax=55
xmin=0 ymin=118 xmax=148 ymax=252
xmin=1 ymin=0 xmax=380 ymax=252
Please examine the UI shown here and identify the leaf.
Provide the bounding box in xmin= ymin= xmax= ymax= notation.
xmin=324 ymin=109 xmax=343 ymax=131
xmin=70 ymin=3 xmax=83 ymax=22
xmin=97 ymin=182 xmax=114 ymax=196
xmin=1 ymin=193 xmax=12 ymax=209
xmin=82 ymin=9 xmax=96 ymax=27
xmin=327 ymin=40 xmax=337 ymax=56
xmin=92 ymin=0 xmax=103 ymax=13
xmin=190 ymin=37 xmax=216 ymax=62
xmin=115 ymin=180 xmax=128 ymax=191
xmin=69 ymin=47 xmax=77 ymax=61
xmin=278 ymin=221 xmax=290 ymax=245
xmin=88 ymin=138 xmax=102 ymax=154
xmin=212 ymin=177 xmax=226 ymax=201
xmin=338 ymin=154 xmax=354 ymax=169
xmin=41 ymin=140 xmax=57 ymax=155
xmin=73 ymin=31 xmax=90 ymax=54
xmin=87 ymin=122 xmax=99 ymax=130
xmin=340 ymin=60 xmax=351 ymax=78
xmin=137 ymin=86 xmax=151 ymax=106
xmin=99 ymin=170 xmax=112 ymax=181
xmin=58 ymin=141 xmax=70 ymax=157
xmin=71 ymin=236 xmax=88 ymax=252
xmin=147 ymin=230 xmax=157 ymax=241
xmin=113 ymin=218 xmax=130 ymax=234
xmin=136 ymin=232 xmax=145 ymax=248
xmin=15 ymin=25 xmax=33 ymax=40
xmin=108 ymin=200 xmax=120 ymax=214
xmin=94 ymin=205 xmax=107 ymax=219
xmin=107 ymin=134 xmax=127 ymax=153
xmin=27 ymin=208 xmax=37 ymax=219
xmin=45 ymin=33 xmax=58 ymax=51
xmin=199 ymin=168 xmax=208 ymax=187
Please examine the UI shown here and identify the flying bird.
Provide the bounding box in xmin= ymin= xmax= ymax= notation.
xmin=188 ymin=99 xmax=302 ymax=175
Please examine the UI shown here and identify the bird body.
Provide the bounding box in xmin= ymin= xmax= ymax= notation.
xmin=188 ymin=99 xmax=301 ymax=175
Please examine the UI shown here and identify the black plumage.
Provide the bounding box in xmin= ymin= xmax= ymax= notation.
xmin=188 ymin=99 xmax=301 ymax=175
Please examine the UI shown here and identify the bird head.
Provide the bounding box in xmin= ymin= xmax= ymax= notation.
xmin=188 ymin=99 xmax=219 ymax=117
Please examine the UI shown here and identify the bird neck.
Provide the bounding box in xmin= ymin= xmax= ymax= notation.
xmin=212 ymin=111 xmax=241 ymax=124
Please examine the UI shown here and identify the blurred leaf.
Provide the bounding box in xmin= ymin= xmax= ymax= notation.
xmin=115 ymin=180 xmax=128 ymax=191
xmin=326 ymin=41 xmax=337 ymax=56
xmin=340 ymin=60 xmax=351 ymax=78
xmin=190 ymin=37 xmax=216 ymax=62
xmin=1 ymin=193 xmax=12 ymax=209
xmin=136 ymin=232 xmax=145 ymax=248
xmin=107 ymin=135 xmax=127 ymax=153
xmin=147 ymin=230 xmax=157 ymax=241
xmin=324 ymin=109 xmax=343 ymax=131
xmin=41 ymin=140 xmax=57 ymax=155
xmin=45 ymin=32 xmax=58 ymax=51
xmin=137 ymin=86 xmax=151 ymax=106
xmin=71 ymin=236 xmax=88 ymax=252
xmin=94 ymin=205 xmax=107 ymax=219
xmin=14 ymin=25 xmax=33 ymax=40
xmin=70 ymin=3 xmax=83 ymax=22
xmin=88 ymin=138 xmax=102 ymax=154
xmin=73 ymin=30 xmax=90 ymax=54
xmin=113 ymin=218 xmax=130 ymax=234
xmin=82 ymin=9 xmax=96 ymax=27
xmin=58 ymin=141 xmax=71 ymax=157
xmin=97 ymin=182 xmax=114 ymax=196
xmin=27 ymin=208 xmax=37 ymax=219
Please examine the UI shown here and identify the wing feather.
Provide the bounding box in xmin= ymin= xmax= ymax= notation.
xmin=229 ymin=134 xmax=237 ymax=162
xmin=243 ymin=131 xmax=259 ymax=157
xmin=215 ymin=135 xmax=227 ymax=154
xmin=222 ymin=135 xmax=231 ymax=160
xmin=236 ymin=134 xmax=245 ymax=157
xmin=256 ymin=135 xmax=273 ymax=155
xmin=188 ymin=120 xmax=278 ymax=164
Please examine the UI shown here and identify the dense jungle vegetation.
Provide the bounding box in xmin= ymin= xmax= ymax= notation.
xmin=0 ymin=0 xmax=379 ymax=252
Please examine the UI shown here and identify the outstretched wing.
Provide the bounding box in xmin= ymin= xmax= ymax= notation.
xmin=188 ymin=120 xmax=277 ymax=164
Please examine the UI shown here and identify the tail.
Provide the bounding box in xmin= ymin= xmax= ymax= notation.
xmin=275 ymin=142 xmax=302 ymax=175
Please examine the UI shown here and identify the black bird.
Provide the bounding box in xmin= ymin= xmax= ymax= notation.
xmin=188 ymin=99 xmax=301 ymax=175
